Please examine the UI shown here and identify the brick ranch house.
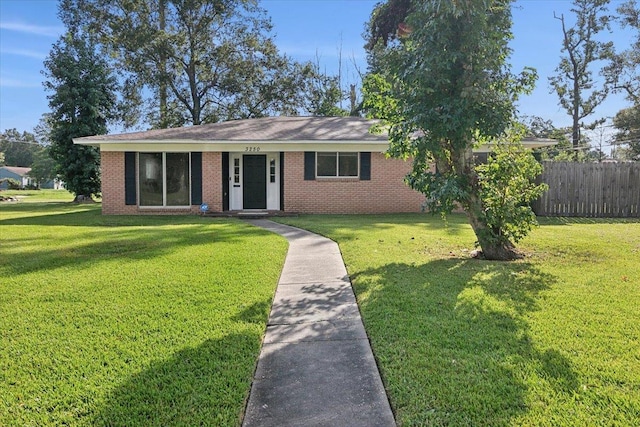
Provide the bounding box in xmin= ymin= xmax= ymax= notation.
xmin=73 ymin=116 xmax=555 ymax=215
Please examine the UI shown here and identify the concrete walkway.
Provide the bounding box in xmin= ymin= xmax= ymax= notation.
xmin=242 ymin=220 xmax=395 ymax=427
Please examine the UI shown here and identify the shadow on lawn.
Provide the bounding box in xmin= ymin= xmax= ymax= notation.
xmin=0 ymin=207 xmax=271 ymax=276
xmin=353 ymin=259 xmax=579 ymax=425
xmin=93 ymin=332 xmax=261 ymax=427
xmin=0 ymin=202 xmax=208 ymax=227
xmin=277 ymin=213 xmax=470 ymax=242
xmin=0 ymin=202 xmax=100 ymax=224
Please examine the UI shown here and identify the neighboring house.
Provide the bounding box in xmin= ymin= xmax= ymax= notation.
xmin=39 ymin=178 xmax=65 ymax=190
xmin=74 ymin=116 xmax=556 ymax=215
xmin=0 ymin=166 xmax=35 ymax=189
xmin=0 ymin=166 xmax=64 ymax=190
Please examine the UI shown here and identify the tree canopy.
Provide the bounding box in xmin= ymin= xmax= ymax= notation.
xmin=0 ymin=127 xmax=56 ymax=187
xmin=613 ymin=106 xmax=640 ymax=160
xmin=63 ymin=0 xmax=343 ymax=128
xmin=364 ymin=0 xmax=545 ymax=260
xmin=0 ymin=129 xmax=40 ymax=167
xmin=606 ymin=0 xmax=640 ymax=103
xmin=607 ymin=0 xmax=640 ymax=159
xmin=43 ymin=32 xmax=118 ymax=199
xmin=548 ymin=0 xmax=614 ymax=150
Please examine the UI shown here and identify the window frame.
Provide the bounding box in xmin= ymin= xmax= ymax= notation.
xmin=137 ymin=152 xmax=192 ymax=208
xmin=315 ymin=152 xmax=360 ymax=178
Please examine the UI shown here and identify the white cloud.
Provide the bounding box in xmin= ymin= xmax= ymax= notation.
xmin=0 ymin=21 xmax=63 ymax=38
xmin=1 ymin=48 xmax=47 ymax=60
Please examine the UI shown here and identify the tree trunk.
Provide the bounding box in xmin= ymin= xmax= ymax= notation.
xmin=456 ymin=145 xmax=521 ymax=261
xmin=465 ymin=200 xmax=521 ymax=260
xmin=73 ymin=194 xmax=95 ymax=203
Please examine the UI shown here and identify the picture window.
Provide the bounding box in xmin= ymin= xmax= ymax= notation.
xmin=316 ymin=152 xmax=358 ymax=177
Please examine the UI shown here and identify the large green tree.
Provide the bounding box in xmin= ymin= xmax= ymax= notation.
xmin=63 ymin=0 xmax=329 ymax=128
xmin=364 ymin=0 xmax=543 ymax=260
xmin=548 ymin=0 xmax=613 ymax=150
xmin=28 ymin=148 xmax=57 ymax=188
xmin=43 ymin=32 xmax=118 ymax=200
xmin=606 ymin=0 xmax=639 ymax=103
xmin=606 ymin=1 xmax=640 ymax=159
xmin=612 ymin=106 xmax=640 ymax=160
xmin=0 ymin=129 xmax=39 ymax=167
xmin=26 ymin=115 xmax=58 ymax=187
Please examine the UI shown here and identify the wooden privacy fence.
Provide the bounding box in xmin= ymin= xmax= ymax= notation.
xmin=533 ymin=161 xmax=640 ymax=218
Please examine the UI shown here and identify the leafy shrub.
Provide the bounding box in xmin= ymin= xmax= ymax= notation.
xmin=0 ymin=178 xmax=22 ymax=190
xmin=475 ymin=136 xmax=548 ymax=248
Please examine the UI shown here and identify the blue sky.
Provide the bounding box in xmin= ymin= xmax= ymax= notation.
xmin=0 ymin=0 xmax=634 ymax=137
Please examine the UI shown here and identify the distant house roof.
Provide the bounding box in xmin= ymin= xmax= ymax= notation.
xmin=74 ymin=116 xmax=556 ymax=152
xmin=0 ymin=166 xmax=31 ymax=176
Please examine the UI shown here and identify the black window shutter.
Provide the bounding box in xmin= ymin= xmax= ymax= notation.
xmin=191 ymin=152 xmax=203 ymax=205
xmin=304 ymin=152 xmax=315 ymax=181
xmin=360 ymin=152 xmax=371 ymax=181
xmin=124 ymin=152 xmax=136 ymax=205
xmin=222 ymin=152 xmax=229 ymax=211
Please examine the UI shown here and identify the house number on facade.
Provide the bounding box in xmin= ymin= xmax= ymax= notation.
xmin=245 ymin=147 xmax=261 ymax=152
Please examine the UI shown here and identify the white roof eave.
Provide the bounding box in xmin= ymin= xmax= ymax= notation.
xmin=73 ymin=138 xmax=392 ymax=153
xmin=75 ymin=137 xmax=558 ymax=153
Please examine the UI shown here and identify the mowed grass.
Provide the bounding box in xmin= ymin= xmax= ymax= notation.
xmin=0 ymin=192 xmax=287 ymax=426
xmin=1 ymin=189 xmax=84 ymax=202
xmin=276 ymin=214 xmax=640 ymax=426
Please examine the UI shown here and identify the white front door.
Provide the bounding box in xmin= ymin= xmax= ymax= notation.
xmin=229 ymin=152 xmax=280 ymax=210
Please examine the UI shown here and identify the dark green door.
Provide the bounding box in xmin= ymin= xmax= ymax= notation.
xmin=243 ymin=155 xmax=267 ymax=209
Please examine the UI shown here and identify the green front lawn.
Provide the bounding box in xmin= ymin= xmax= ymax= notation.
xmin=0 ymin=194 xmax=287 ymax=426
xmin=276 ymin=214 xmax=640 ymax=426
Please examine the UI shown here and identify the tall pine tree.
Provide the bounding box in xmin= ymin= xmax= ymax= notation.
xmin=548 ymin=0 xmax=613 ymax=150
xmin=43 ymin=31 xmax=117 ymax=200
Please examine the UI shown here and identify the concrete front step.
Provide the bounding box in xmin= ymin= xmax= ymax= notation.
xmin=203 ymin=210 xmax=299 ymax=219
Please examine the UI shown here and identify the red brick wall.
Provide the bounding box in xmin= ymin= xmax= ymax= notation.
xmin=100 ymin=151 xmax=222 ymax=215
xmin=100 ymin=151 xmax=138 ymax=215
xmin=101 ymin=151 xmax=424 ymax=215
xmin=202 ymin=152 xmax=222 ymax=212
xmin=283 ymin=152 xmax=425 ymax=214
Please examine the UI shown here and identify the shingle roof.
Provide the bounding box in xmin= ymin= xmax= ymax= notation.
xmin=75 ymin=116 xmax=386 ymax=142
xmin=1 ymin=166 xmax=31 ymax=176
xmin=73 ymin=116 xmax=556 ymax=150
